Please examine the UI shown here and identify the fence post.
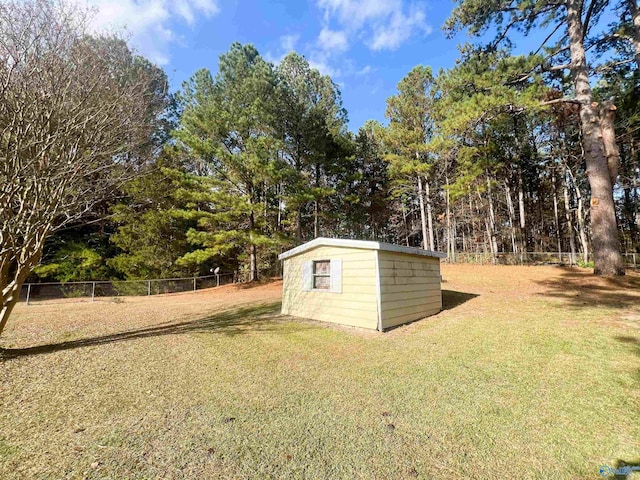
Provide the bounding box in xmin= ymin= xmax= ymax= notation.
xmin=26 ymin=284 xmax=31 ymax=306
xmin=634 ymin=253 xmax=637 ymax=270
xmin=193 ymin=277 xmax=197 ymax=292
xmin=91 ymin=282 xmax=96 ymax=302
xmin=216 ymin=273 xmax=220 ymax=287
xmin=147 ymin=280 xmax=151 ymax=296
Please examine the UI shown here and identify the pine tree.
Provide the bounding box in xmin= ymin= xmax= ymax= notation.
xmin=175 ymin=44 xmax=282 ymax=281
xmin=446 ymin=0 xmax=626 ymax=274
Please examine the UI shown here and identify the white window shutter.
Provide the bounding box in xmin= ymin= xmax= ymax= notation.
xmin=302 ymin=261 xmax=313 ymax=291
xmin=330 ymin=259 xmax=342 ymax=293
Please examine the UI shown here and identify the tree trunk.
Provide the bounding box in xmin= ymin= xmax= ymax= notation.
xmin=505 ymin=181 xmax=518 ymax=254
xmin=296 ymin=207 xmax=302 ymax=244
xmin=445 ymin=175 xmax=452 ymax=260
xmin=627 ymin=0 xmax=640 ymax=69
xmin=552 ymin=171 xmax=562 ymax=257
xmin=277 ymin=184 xmax=283 ymax=232
xmin=417 ymin=175 xmax=429 ymax=250
xmin=575 ymin=182 xmax=590 ymax=263
xmin=628 ymin=155 xmax=639 ymax=247
xmin=563 ymin=169 xmax=578 ymax=265
xmin=401 ymin=201 xmax=410 ymax=246
xmin=452 ymin=215 xmax=457 ymax=261
xmin=314 ymin=200 xmax=320 ymax=238
xmin=314 ymin=162 xmax=321 ymax=238
xmin=567 ymin=0 xmax=624 ymax=275
xmin=0 ymin=278 xmax=26 ymax=338
xmin=513 ymin=114 xmax=528 ymax=255
xmin=484 ymin=218 xmax=495 ymax=258
xmin=249 ymin=210 xmax=258 ymax=282
xmin=518 ymin=167 xmax=527 ymax=253
xmin=425 ymin=179 xmax=435 ymax=250
xmin=0 ymin=235 xmax=46 ymax=338
xmin=486 ymin=177 xmax=498 ymax=258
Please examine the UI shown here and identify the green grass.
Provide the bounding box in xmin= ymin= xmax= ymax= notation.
xmin=0 ymin=266 xmax=639 ymax=479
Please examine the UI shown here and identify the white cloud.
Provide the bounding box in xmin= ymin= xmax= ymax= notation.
xmin=356 ymin=65 xmax=372 ymax=75
xmin=316 ymin=0 xmax=431 ymax=52
xmin=317 ymin=27 xmax=348 ymax=53
xmin=264 ymin=33 xmax=340 ymax=78
xmin=369 ymin=6 xmax=432 ymax=51
xmin=317 ymin=0 xmax=398 ymax=28
xmin=79 ymin=0 xmax=219 ymax=65
xmin=280 ymin=34 xmax=300 ymax=52
xmin=265 ymin=34 xmax=301 ymax=64
xmin=308 ymin=53 xmax=339 ymax=77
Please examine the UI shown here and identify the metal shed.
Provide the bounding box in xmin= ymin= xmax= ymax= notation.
xmin=278 ymin=238 xmax=446 ymax=331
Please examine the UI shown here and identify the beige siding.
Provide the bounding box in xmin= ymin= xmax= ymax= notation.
xmin=378 ymin=251 xmax=442 ymax=329
xmin=281 ymin=246 xmax=378 ymax=329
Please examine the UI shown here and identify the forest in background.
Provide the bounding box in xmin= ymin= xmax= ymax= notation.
xmin=28 ymin=1 xmax=640 ymax=283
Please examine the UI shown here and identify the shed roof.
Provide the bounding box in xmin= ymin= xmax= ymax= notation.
xmin=278 ymin=237 xmax=447 ymax=261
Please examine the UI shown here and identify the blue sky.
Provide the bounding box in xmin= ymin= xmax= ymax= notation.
xmin=82 ymin=0 xmax=615 ymax=131
xmin=84 ymin=0 xmax=469 ymax=130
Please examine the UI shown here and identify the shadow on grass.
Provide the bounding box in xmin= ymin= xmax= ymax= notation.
xmin=441 ymin=290 xmax=479 ymax=310
xmin=0 ymin=302 xmax=290 ymax=361
xmin=612 ymin=459 xmax=640 ymax=479
xmin=383 ymin=290 xmax=479 ymax=332
xmin=534 ymin=267 xmax=640 ymax=309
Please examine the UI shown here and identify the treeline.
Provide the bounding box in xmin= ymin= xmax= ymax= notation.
xmin=35 ymin=2 xmax=640 ymax=282
xmin=36 ymin=45 xmax=393 ymax=282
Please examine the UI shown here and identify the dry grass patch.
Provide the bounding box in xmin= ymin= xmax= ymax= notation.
xmin=1 ymin=266 xmax=639 ymax=479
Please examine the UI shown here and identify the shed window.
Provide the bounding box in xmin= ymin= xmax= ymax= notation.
xmin=313 ymin=260 xmax=331 ymax=290
xmin=301 ymin=258 xmax=342 ymax=293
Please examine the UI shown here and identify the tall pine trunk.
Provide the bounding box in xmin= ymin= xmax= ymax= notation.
xmin=567 ymin=0 xmax=624 ymax=275
xmin=486 ymin=176 xmax=498 ymax=258
xmin=296 ymin=208 xmax=302 ymax=243
xmin=445 ymin=175 xmax=453 ymax=260
xmin=576 ymin=182 xmax=590 ymax=263
xmin=552 ymin=171 xmax=562 ymax=256
xmin=249 ymin=210 xmax=258 ymax=282
xmin=401 ymin=201 xmax=410 ymax=246
xmin=518 ymin=167 xmax=527 ymax=254
xmin=417 ymin=175 xmax=429 ymax=250
xmin=627 ymin=0 xmax=640 ymax=69
xmin=563 ymin=169 xmax=578 ymax=264
xmin=425 ymin=178 xmax=435 ymax=250
xmin=314 ymin=162 xmax=320 ymax=238
xmin=505 ymin=181 xmax=518 ymax=254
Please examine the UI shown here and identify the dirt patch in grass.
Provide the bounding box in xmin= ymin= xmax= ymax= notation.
xmin=1 ymin=266 xmax=639 ymax=479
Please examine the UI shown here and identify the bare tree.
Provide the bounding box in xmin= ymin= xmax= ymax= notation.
xmin=0 ymin=0 xmax=158 ymax=335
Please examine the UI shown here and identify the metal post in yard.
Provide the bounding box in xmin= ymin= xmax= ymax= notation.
xmin=147 ymin=280 xmax=151 ymax=296
xmin=91 ymin=282 xmax=96 ymax=302
xmin=633 ymin=253 xmax=637 ymax=270
xmin=26 ymin=284 xmax=31 ymax=305
xmin=193 ymin=277 xmax=197 ymax=292
xmin=216 ymin=274 xmax=220 ymax=287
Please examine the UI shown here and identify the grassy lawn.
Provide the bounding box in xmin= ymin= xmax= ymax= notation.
xmin=1 ymin=265 xmax=639 ymax=479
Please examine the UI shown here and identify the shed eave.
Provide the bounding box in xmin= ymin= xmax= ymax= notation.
xmin=278 ymin=237 xmax=448 ymax=261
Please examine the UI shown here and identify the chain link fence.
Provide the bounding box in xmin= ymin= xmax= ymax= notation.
xmin=445 ymin=251 xmax=639 ymax=269
xmin=19 ymin=273 xmax=235 ymax=305
xmin=17 ymin=251 xmax=638 ymax=305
